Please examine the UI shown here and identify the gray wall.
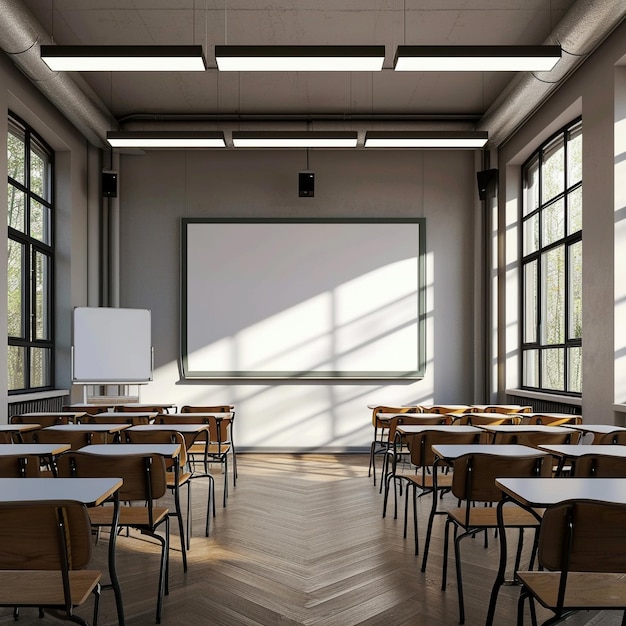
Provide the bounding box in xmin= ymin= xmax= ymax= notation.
xmin=118 ymin=148 xmax=477 ymax=449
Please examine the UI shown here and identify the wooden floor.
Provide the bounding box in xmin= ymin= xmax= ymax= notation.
xmin=0 ymin=454 xmax=621 ymax=626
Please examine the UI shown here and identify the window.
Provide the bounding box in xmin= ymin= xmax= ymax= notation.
xmin=521 ymin=119 xmax=582 ymax=394
xmin=7 ymin=113 xmax=54 ymax=393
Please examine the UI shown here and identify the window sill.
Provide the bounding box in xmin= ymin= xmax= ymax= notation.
xmin=506 ymin=388 xmax=582 ymax=407
xmin=8 ymin=389 xmax=70 ymax=404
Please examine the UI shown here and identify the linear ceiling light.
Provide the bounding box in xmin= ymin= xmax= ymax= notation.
xmin=106 ymin=131 xmax=225 ymax=148
xmin=215 ymin=45 xmax=385 ymax=72
xmin=364 ymin=131 xmax=488 ymax=148
xmin=393 ymin=45 xmax=561 ymax=72
xmin=40 ymin=45 xmax=207 ymax=71
xmin=232 ymin=131 xmax=358 ymax=148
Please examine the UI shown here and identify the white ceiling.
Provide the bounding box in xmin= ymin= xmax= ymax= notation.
xmin=21 ymin=0 xmax=577 ymax=127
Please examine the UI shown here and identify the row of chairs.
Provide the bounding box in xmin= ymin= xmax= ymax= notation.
xmin=376 ymin=415 xmax=626 ymax=625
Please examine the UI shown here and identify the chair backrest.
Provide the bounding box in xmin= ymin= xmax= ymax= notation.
xmin=573 ymin=454 xmax=626 ymax=477
xmin=417 ymin=405 xmax=471 ymax=415
xmin=33 ymin=428 xmax=107 ymax=450
xmin=10 ymin=414 xmax=71 ymax=426
xmin=493 ymin=430 xmax=580 ymax=447
xmin=454 ymin=414 xmax=520 ymax=426
xmin=451 ymin=453 xmax=551 ymax=504
xmin=114 ymin=405 xmax=168 ymax=413
xmin=124 ymin=429 xmax=188 ymax=470
xmin=159 ymin=414 xmax=227 ymax=445
xmin=62 ymin=405 xmax=106 ymax=415
xmin=387 ymin=414 xmax=450 ymax=440
xmin=0 ymin=454 xmax=42 ymax=477
xmin=87 ymin=414 xmax=151 ymax=425
xmin=481 ymin=406 xmax=532 ymax=414
xmin=0 ymin=500 xmax=92 ymax=571
xmin=538 ymin=499 xmax=626 ymax=574
xmin=369 ymin=406 xmax=420 ymax=429
xmin=520 ymin=414 xmax=582 ymax=426
xmin=57 ymin=451 xmax=168 ymax=502
xmin=597 ymin=431 xmax=626 ymax=445
xmin=408 ymin=429 xmax=482 ymax=468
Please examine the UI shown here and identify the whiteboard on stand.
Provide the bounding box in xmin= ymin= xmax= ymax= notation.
xmin=72 ymin=307 xmax=153 ymax=383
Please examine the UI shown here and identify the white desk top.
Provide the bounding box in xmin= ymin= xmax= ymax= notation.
xmin=0 ymin=424 xmax=40 ymax=432
xmin=45 ymin=423 xmax=130 ymax=433
xmin=496 ymin=477 xmax=626 ymax=507
xmin=94 ymin=411 xmax=159 ymax=418
xmin=14 ymin=411 xmax=86 ymax=418
xmin=478 ymin=424 xmax=572 ymax=433
xmin=539 ymin=444 xmax=626 ymax=458
xmin=432 ymin=444 xmax=546 ymax=460
xmin=396 ymin=425 xmax=479 ymax=435
xmin=565 ymin=424 xmax=626 ymax=433
xmin=163 ymin=412 xmax=232 ymax=419
xmin=375 ymin=412 xmax=427 ymax=420
xmin=80 ymin=443 xmax=180 ymax=458
xmin=128 ymin=424 xmax=209 ymax=434
xmin=0 ymin=443 xmax=70 ymax=456
xmin=0 ymin=477 xmax=122 ymax=506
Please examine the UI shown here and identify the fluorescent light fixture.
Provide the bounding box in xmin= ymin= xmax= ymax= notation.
xmin=394 ymin=45 xmax=561 ymax=72
xmin=106 ymin=131 xmax=225 ymax=148
xmin=40 ymin=45 xmax=207 ymax=71
xmin=215 ymin=45 xmax=385 ymax=72
xmin=232 ymin=131 xmax=358 ymax=148
xmin=364 ymin=131 xmax=488 ymax=148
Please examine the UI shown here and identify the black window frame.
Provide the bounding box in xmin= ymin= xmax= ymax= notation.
xmin=520 ymin=117 xmax=582 ymax=396
xmin=7 ymin=112 xmax=55 ymax=394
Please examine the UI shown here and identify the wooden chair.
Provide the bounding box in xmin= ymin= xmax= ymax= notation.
xmin=519 ymin=414 xmax=582 ymax=426
xmin=124 ymin=429 xmax=194 ymax=553
xmin=481 ymin=406 xmax=532 ymax=414
xmin=165 ymin=411 xmax=232 ymax=507
xmin=62 ymin=405 xmax=108 ymax=416
xmin=57 ymin=451 xmax=170 ymax=623
xmin=86 ymin=414 xmax=151 ymax=426
xmin=597 ymin=431 xmax=626 ymax=445
xmin=10 ymin=413 xmax=72 ymax=426
xmin=0 ymin=454 xmax=42 ymax=477
xmin=386 ymin=428 xmax=482 ymax=556
xmin=381 ymin=413 xmax=451 ymax=496
xmin=573 ymin=454 xmax=626 ymax=477
xmin=442 ymin=453 xmax=552 ymax=624
xmin=492 ymin=430 xmax=580 ymax=448
xmin=454 ymin=414 xmax=521 ymax=426
xmin=33 ymin=428 xmax=107 ymax=451
xmin=0 ymin=500 xmax=101 ymax=626
xmin=516 ymin=499 xmax=626 ymax=626
xmin=367 ymin=405 xmax=420 ymax=486
xmin=114 ymin=405 xmax=170 ymax=413
xmin=180 ymin=405 xmax=237 ymax=486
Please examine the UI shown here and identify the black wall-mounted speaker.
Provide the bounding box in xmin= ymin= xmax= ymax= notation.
xmin=299 ymin=171 xmax=315 ymax=198
xmin=102 ymin=171 xmax=118 ymax=198
xmin=476 ymin=168 xmax=498 ymax=201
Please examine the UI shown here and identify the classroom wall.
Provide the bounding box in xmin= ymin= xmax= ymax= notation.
xmin=0 ymin=52 xmax=94 ymax=421
xmin=118 ymin=147 xmax=478 ymax=450
xmin=498 ymin=18 xmax=626 ymax=424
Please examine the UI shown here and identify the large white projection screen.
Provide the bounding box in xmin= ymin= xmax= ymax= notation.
xmin=182 ymin=219 xmax=426 ymax=379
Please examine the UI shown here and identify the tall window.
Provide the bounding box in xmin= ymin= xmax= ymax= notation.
xmin=521 ymin=119 xmax=582 ymax=395
xmin=7 ymin=113 xmax=54 ymax=393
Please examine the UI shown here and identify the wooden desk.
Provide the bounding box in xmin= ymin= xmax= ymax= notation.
xmin=478 ymin=424 xmax=573 ymax=444
xmin=11 ymin=411 xmax=86 ymax=424
xmin=0 ymin=424 xmax=41 ymax=443
xmin=539 ymin=443 xmax=626 ymax=475
xmin=486 ymin=477 xmax=626 ymax=626
xmin=564 ymin=423 xmax=626 ymax=443
xmin=0 ymin=443 xmax=70 ymax=456
xmin=0 ymin=477 xmax=124 ymax=625
xmin=80 ymin=443 xmax=187 ymax=571
xmin=432 ymin=443 xmax=546 ymax=460
xmin=127 ymin=423 xmax=210 ymax=450
xmin=45 ymin=423 xmax=130 ymax=443
xmin=396 ymin=424 xmax=480 ymax=436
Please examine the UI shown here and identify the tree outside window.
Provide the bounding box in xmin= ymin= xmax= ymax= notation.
xmin=7 ymin=113 xmax=54 ymax=392
xmin=521 ymin=119 xmax=582 ymax=395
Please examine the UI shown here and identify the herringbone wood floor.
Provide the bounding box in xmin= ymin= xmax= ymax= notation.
xmin=0 ymin=454 xmax=621 ymax=626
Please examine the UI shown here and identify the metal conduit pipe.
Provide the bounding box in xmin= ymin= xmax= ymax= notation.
xmin=0 ymin=0 xmax=116 ymax=148
xmin=478 ymin=0 xmax=626 ymax=148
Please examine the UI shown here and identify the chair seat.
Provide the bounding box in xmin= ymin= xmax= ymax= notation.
xmin=516 ymin=571 xmax=626 ymax=609
xmin=0 ymin=570 xmax=101 ymax=606
xmin=167 ymin=470 xmax=192 ymax=488
xmin=403 ymin=473 xmax=453 ymax=490
xmin=89 ymin=505 xmax=170 ymax=528
xmin=188 ymin=443 xmax=231 ymax=457
xmin=447 ymin=505 xmax=540 ymax=529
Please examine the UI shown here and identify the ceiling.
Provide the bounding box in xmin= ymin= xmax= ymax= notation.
xmin=19 ymin=0 xmax=579 ymax=128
